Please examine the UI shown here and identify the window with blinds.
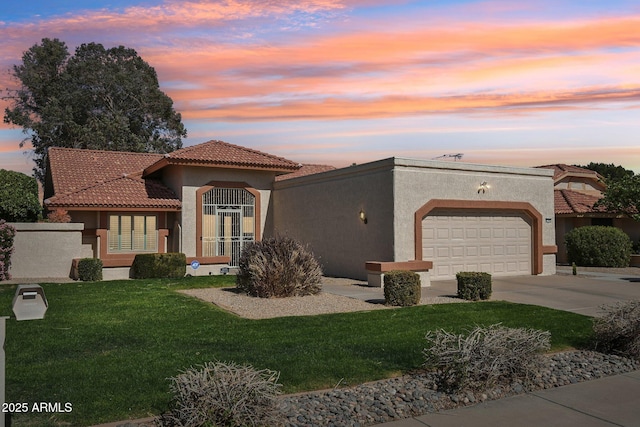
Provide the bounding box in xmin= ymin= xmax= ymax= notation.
xmin=108 ymin=215 xmax=157 ymax=252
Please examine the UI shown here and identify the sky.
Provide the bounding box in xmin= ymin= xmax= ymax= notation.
xmin=1 ymin=0 xmax=640 ymax=176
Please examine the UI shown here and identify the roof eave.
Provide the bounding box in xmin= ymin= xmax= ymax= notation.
xmin=143 ymin=158 xmax=300 ymax=177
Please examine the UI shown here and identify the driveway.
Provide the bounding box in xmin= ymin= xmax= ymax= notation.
xmin=427 ymin=269 xmax=640 ymax=317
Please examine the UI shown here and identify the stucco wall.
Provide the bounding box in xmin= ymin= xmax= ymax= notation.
xmin=173 ymin=166 xmax=276 ymax=257
xmin=271 ymin=161 xmax=395 ymax=280
xmin=9 ymin=223 xmax=92 ymax=279
xmin=392 ymin=159 xmax=556 ymax=274
xmin=273 ymin=158 xmax=556 ymax=280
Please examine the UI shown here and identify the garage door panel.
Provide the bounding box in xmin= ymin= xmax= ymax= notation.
xmin=422 ymin=210 xmax=531 ymax=281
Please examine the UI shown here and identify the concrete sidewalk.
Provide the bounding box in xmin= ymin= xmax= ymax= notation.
xmin=371 ymin=370 xmax=640 ymax=427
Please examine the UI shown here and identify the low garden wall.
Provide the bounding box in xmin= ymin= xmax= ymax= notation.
xmin=9 ymin=223 xmax=93 ymax=280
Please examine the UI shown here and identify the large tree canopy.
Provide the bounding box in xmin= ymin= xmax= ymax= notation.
xmin=4 ymin=38 xmax=186 ymax=183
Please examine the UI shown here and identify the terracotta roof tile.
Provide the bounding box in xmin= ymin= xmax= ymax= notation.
xmin=48 ymin=147 xmax=163 ymax=196
xmin=275 ymin=164 xmax=337 ymax=181
xmin=46 ymin=174 xmax=180 ymax=210
xmin=554 ymin=189 xmax=607 ymax=215
xmin=145 ymin=140 xmax=301 ymax=174
xmin=536 ymin=164 xmax=601 ymax=181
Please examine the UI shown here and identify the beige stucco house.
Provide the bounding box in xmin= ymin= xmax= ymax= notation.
xmin=28 ymin=139 xmax=558 ymax=282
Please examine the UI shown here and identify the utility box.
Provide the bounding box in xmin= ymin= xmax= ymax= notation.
xmin=12 ymin=285 xmax=48 ymax=321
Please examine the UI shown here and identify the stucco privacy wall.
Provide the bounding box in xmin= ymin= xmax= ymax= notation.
xmin=271 ymin=161 xmax=395 ymax=280
xmin=162 ymin=165 xmax=276 ymax=258
xmin=392 ymin=159 xmax=557 ymax=276
xmin=9 ymin=223 xmax=92 ymax=279
xmin=273 ymin=158 xmax=556 ymax=280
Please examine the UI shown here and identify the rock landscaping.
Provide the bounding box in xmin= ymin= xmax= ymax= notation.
xmin=280 ymin=350 xmax=639 ymax=427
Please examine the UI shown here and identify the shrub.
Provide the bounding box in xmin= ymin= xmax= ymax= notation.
xmin=383 ymin=270 xmax=421 ymax=306
xmin=0 ymin=220 xmax=16 ymax=281
xmin=47 ymin=208 xmax=71 ymax=223
xmin=0 ymin=169 xmax=41 ymax=222
xmin=456 ymin=272 xmax=492 ymax=301
xmin=423 ymin=324 xmax=551 ymax=392
xmin=236 ymin=235 xmax=322 ymax=298
xmin=593 ymin=300 xmax=640 ymax=360
xmin=77 ymin=258 xmax=103 ymax=281
xmin=565 ymin=226 xmax=632 ymax=267
xmin=158 ymin=361 xmax=283 ymax=427
xmin=131 ymin=253 xmax=186 ymax=279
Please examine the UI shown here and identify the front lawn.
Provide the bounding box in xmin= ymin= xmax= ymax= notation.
xmin=0 ymin=277 xmax=593 ymax=426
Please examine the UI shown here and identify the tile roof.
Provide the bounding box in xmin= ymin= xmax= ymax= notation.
xmin=144 ymin=140 xmax=301 ymax=175
xmin=47 ymin=147 xmax=163 ymax=196
xmin=554 ymin=189 xmax=607 ymax=215
xmin=46 ymin=140 xmax=303 ymax=210
xmin=46 ymin=173 xmax=181 ymax=210
xmin=536 ymin=164 xmax=601 ymax=182
xmin=275 ymin=164 xmax=337 ymax=181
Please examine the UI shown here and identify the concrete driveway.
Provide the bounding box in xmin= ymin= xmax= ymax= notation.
xmin=427 ymin=270 xmax=640 ymax=317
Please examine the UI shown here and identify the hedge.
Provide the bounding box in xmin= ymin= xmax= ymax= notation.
xmin=131 ymin=253 xmax=186 ymax=279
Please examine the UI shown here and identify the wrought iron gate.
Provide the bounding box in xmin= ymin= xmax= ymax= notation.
xmin=202 ymin=187 xmax=255 ymax=266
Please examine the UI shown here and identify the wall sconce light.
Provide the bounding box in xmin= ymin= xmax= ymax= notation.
xmin=359 ymin=209 xmax=368 ymax=224
xmin=478 ymin=181 xmax=489 ymax=194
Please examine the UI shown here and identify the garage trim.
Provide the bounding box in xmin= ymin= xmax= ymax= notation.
xmin=414 ymin=200 xmax=544 ymax=275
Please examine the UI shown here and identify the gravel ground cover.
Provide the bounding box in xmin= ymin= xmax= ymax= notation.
xmin=280 ymin=351 xmax=639 ymax=426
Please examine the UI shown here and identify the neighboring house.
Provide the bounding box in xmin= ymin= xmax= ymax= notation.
xmin=35 ymin=139 xmax=557 ymax=282
xmin=536 ymin=164 xmax=640 ymax=263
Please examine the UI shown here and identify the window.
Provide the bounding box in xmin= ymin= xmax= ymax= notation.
xmin=108 ymin=215 xmax=157 ymax=252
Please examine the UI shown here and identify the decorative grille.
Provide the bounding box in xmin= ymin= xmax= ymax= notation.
xmin=202 ymin=188 xmax=255 ymax=266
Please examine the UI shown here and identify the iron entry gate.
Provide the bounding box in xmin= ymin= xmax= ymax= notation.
xmin=202 ymin=188 xmax=255 ymax=266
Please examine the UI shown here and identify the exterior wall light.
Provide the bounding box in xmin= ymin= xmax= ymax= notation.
xmin=359 ymin=209 xmax=368 ymax=224
xmin=478 ymin=181 xmax=489 ymax=194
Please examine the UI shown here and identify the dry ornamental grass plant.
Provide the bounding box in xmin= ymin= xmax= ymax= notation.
xmin=236 ymin=235 xmax=322 ymax=298
xmin=423 ymin=324 xmax=551 ymax=392
xmin=158 ymin=361 xmax=284 ymax=427
xmin=593 ymin=300 xmax=640 ymax=360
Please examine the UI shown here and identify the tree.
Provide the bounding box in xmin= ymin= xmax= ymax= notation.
xmin=4 ymin=38 xmax=186 ymax=183
xmin=0 ymin=169 xmax=41 ymax=222
xmin=596 ymin=174 xmax=640 ymax=221
xmin=576 ymin=162 xmax=635 ymax=181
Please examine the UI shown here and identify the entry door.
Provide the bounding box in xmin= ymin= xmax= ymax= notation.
xmin=216 ymin=209 xmax=242 ymax=266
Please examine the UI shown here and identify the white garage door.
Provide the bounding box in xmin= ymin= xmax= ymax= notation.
xmin=422 ymin=210 xmax=532 ymax=280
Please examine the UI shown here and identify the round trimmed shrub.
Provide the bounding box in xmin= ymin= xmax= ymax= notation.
xmin=236 ymin=235 xmax=322 ymax=298
xmin=565 ymin=226 xmax=632 ymax=267
xmin=383 ymin=270 xmax=421 ymax=306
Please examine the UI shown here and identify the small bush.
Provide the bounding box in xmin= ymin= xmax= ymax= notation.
xmin=423 ymin=324 xmax=551 ymax=392
xmin=131 ymin=253 xmax=186 ymax=279
xmin=77 ymin=258 xmax=103 ymax=281
xmin=565 ymin=226 xmax=632 ymax=267
xmin=456 ymin=272 xmax=492 ymax=301
xmin=383 ymin=270 xmax=421 ymax=306
xmin=236 ymin=235 xmax=322 ymax=298
xmin=158 ymin=361 xmax=283 ymax=427
xmin=47 ymin=208 xmax=71 ymax=223
xmin=593 ymin=300 xmax=640 ymax=360
xmin=0 ymin=220 xmax=16 ymax=281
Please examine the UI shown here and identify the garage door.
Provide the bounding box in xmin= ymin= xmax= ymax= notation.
xmin=422 ymin=209 xmax=532 ymax=280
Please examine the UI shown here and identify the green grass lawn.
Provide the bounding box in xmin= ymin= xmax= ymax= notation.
xmin=0 ymin=276 xmax=593 ymax=426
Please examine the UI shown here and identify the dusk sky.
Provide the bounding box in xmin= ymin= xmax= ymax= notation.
xmin=1 ymin=0 xmax=640 ymax=176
